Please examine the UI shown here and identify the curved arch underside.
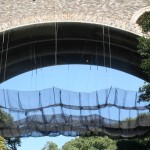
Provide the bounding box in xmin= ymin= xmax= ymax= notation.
xmin=0 ymin=22 xmax=148 ymax=82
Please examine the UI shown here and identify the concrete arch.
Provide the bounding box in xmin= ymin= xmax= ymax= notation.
xmin=0 ymin=22 xmax=148 ymax=83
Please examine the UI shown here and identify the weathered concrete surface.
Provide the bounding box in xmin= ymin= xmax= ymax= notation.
xmin=0 ymin=0 xmax=150 ymax=34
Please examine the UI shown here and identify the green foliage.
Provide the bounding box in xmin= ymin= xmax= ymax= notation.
xmin=137 ymin=11 xmax=150 ymax=32
xmin=41 ymin=135 xmax=150 ymax=150
xmin=137 ymin=112 xmax=150 ymax=120
xmin=0 ymin=136 xmax=8 ymax=150
xmin=137 ymin=12 xmax=150 ymax=102
xmin=138 ymin=82 xmax=150 ymax=102
xmin=116 ymin=115 xmax=150 ymax=149
xmin=0 ymin=109 xmax=21 ymax=150
xmin=122 ymin=113 xmax=150 ymax=130
xmin=116 ymin=136 xmax=150 ymax=150
xmin=138 ymin=36 xmax=150 ymax=101
xmin=138 ymin=37 xmax=150 ymax=76
xmin=5 ymin=138 xmax=21 ymax=150
xmin=116 ymin=139 xmax=147 ymax=150
xmin=137 ymin=137 xmax=150 ymax=149
xmin=41 ymin=141 xmax=59 ymax=150
xmin=62 ymin=136 xmax=117 ymax=150
xmin=0 ymin=109 xmax=13 ymax=123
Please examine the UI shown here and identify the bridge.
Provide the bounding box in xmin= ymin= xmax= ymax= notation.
xmin=0 ymin=0 xmax=150 ymax=82
xmin=0 ymin=0 xmax=150 ymax=83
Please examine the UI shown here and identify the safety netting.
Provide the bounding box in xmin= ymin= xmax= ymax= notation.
xmin=0 ymin=87 xmax=150 ymax=138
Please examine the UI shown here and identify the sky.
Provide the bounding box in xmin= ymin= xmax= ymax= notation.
xmin=0 ymin=65 xmax=144 ymax=150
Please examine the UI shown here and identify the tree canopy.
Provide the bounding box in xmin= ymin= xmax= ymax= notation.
xmin=137 ymin=11 xmax=150 ymax=33
xmin=0 ymin=136 xmax=8 ymax=150
xmin=41 ymin=135 xmax=150 ymax=150
xmin=116 ymin=139 xmax=147 ymax=150
xmin=62 ymin=136 xmax=116 ymax=150
xmin=0 ymin=109 xmax=21 ymax=150
xmin=41 ymin=141 xmax=60 ymax=150
xmin=137 ymin=11 xmax=150 ymax=102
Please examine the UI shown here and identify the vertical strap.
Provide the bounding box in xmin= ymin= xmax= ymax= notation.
xmin=60 ymin=90 xmax=64 ymax=115
xmin=96 ymin=91 xmax=103 ymax=132
xmin=6 ymin=90 xmax=11 ymax=108
xmin=79 ymin=93 xmax=83 ymax=126
xmin=3 ymin=89 xmax=6 ymax=108
xmin=118 ymin=108 xmax=121 ymax=129
xmin=135 ymin=92 xmax=138 ymax=107
xmin=123 ymin=91 xmax=127 ymax=107
xmin=136 ymin=110 xmax=140 ymax=135
xmin=108 ymin=107 xmax=111 ymax=128
xmin=114 ymin=89 xmax=118 ymax=106
xmin=128 ymin=110 xmax=131 ymax=129
xmin=105 ymin=87 xmax=112 ymax=104
xmin=118 ymin=108 xmax=121 ymax=136
xmin=60 ymin=89 xmax=66 ymax=132
xmin=38 ymin=91 xmax=42 ymax=108
xmin=52 ymin=87 xmax=56 ymax=115
xmin=18 ymin=92 xmax=22 ymax=110
xmin=96 ymin=91 xmax=101 ymax=117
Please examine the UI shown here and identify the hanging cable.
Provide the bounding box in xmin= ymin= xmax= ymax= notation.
xmin=81 ymin=40 xmax=87 ymax=58
xmin=108 ymin=26 xmax=111 ymax=68
xmin=0 ymin=31 xmax=5 ymax=74
xmin=54 ymin=0 xmax=58 ymax=65
xmin=107 ymin=26 xmax=112 ymax=88
xmin=96 ymin=42 xmax=98 ymax=70
xmin=102 ymin=25 xmax=106 ymax=68
xmin=3 ymin=31 xmax=10 ymax=82
xmin=29 ymin=45 xmax=33 ymax=90
xmin=55 ymin=22 xmax=58 ymax=65
xmin=103 ymin=25 xmax=109 ymax=89
xmin=52 ymin=87 xmax=56 ymax=116
xmin=33 ymin=45 xmax=37 ymax=75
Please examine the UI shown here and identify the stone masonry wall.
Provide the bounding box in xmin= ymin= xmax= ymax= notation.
xmin=0 ymin=0 xmax=150 ymax=34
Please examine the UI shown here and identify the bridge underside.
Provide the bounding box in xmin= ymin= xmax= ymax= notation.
xmin=0 ymin=22 xmax=148 ymax=82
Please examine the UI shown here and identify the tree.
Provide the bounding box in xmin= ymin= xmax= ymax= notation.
xmin=115 ymin=114 xmax=150 ymax=150
xmin=116 ymin=139 xmax=146 ymax=150
xmin=137 ymin=11 xmax=150 ymax=33
xmin=0 ymin=136 xmax=8 ymax=150
xmin=137 ymin=36 xmax=150 ymax=76
xmin=62 ymin=136 xmax=116 ymax=150
xmin=5 ymin=138 xmax=21 ymax=150
xmin=41 ymin=141 xmax=59 ymax=150
xmin=137 ymin=11 xmax=150 ymax=102
xmin=0 ymin=109 xmax=21 ymax=150
xmin=138 ymin=37 xmax=150 ymax=102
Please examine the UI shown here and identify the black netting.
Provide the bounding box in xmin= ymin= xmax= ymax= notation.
xmin=0 ymin=87 xmax=150 ymax=138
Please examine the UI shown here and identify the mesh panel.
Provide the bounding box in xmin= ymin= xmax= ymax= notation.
xmin=0 ymin=87 xmax=149 ymax=138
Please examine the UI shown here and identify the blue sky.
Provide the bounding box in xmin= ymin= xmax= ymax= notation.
xmin=0 ymin=65 xmax=144 ymax=150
